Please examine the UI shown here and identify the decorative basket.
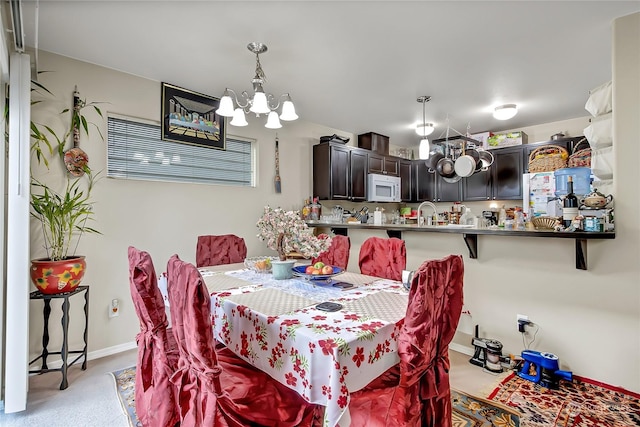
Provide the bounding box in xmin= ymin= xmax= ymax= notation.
xmin=568 ymin=138 xmax=592 ymax=168
xmin=528 ymin=145 xmax=569 ymax=172
xmin=531 ymin=216 xmax=559 ymax=230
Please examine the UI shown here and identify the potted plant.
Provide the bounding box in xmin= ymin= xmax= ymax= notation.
xmin=256 ymin=206 xmax=332 ymax=279
xmin=29 ymin=84 xmax=103 ymax=294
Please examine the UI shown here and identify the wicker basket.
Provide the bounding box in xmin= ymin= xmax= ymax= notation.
xmin=568 ymin=138 xmax=592 ymax=168
xmin=531 ymin=216 xmax=559 ymax=230
xmin=528 ymin=145 xmax=569 ymax=172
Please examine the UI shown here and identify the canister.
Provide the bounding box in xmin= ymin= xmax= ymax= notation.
xmin=583 ymin=216 xmax=601 ymax=232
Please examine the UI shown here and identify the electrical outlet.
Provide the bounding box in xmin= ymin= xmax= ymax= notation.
xmin=517 ymin=314 xmax=530 ymax=332
xmin=109 ymin=299 xmax=120 ymax=318
xmin=517 ymin=314 xmax=528 ymax=322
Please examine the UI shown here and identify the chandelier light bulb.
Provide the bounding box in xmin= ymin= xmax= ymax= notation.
xmin=216 ymin=92 xmax=235 ymax=117
xmin=280 ymin=99 xmax=298 ymax=121
xmin=250 ymin=91 xmax=270 ymax=115
xmin=230 ymin=108 xmax=248 ymax=126
xmin=265 ymin=111 xmax=282 ymax=129
xmin=493 ymin=104 xmax=518 ymax=120
xmin=419 ymin=138 xmax=430 ymax=160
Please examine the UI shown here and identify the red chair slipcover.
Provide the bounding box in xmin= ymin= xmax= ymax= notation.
xmin=310 ymin=234 xmax=350 ymax=270
xmin=127 ymin=246 xmax=179 ymax=427
xmin=196 ymin=234 xmax=247 ymax=268
xmin=348 ymin=254 xmax=465 ymax=427
xmin=358 ymin=236 xmax=407 ymax=280
xmin=166 ymin=254 xmax=318 ymax=426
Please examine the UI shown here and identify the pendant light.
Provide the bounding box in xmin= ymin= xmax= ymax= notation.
xmin=416 ymin=96 xmax=433 ymax=160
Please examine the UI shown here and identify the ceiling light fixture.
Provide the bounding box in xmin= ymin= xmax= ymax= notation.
xmin=216 ymin=42 xmax=298 ymax=129
xmin=416 ymin=96 xmax=433 ymax=160
xmin=493 ymin=103 xmax=518 ymax=120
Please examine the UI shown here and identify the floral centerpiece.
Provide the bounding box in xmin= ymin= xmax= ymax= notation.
xmin=256 ymin=206 xmax=332 ymax=261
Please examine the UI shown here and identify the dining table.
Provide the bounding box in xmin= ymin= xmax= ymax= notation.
xmin=198 ymin=262 xmax=410 ymax=427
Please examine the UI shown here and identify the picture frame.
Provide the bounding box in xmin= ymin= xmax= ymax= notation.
xmin=161 ymin=82 xmax=226 ymax=150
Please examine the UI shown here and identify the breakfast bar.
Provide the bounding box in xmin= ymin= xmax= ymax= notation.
xmin=307 ymin=221 xmax=615 ymax=270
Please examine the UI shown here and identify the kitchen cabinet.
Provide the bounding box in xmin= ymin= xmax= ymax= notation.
xmin=313 ymin=142 xmax=367 ymax=201
xmin=399 ymin=159 xmax=413 ymax=202
xmin=368 ymin=153 xmax=399 ymax=176
xmin=358 ymin=132 xmax=389 ymax=155
xmin=414 ymin=161 xmax=461 ymax=202
xmin=462 ymin=146 xmax=524 ymax=201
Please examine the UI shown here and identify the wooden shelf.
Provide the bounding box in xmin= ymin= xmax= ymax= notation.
xmin=307 ymin=222 xmax=615 ymax=270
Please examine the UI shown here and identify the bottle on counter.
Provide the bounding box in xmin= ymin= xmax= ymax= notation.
xmin=310 ymin=197 xmax=321 ymax=220
xmin=301 ymin=198 xmax=310 ymax=220
xmin=563 ymin=176 xmax=579 ymax=228
xmin=498 ymin=205 xmax=507 ymax=227
xmin=514 ymin=207 xmax=525 ymax=230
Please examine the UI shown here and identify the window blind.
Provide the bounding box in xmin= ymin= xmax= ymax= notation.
xmin=107 ymin=116 xmax=254 ymax=186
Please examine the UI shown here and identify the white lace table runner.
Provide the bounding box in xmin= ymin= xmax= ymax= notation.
xmin=341 ymin=291 xmax=408 ymax=323
xmin=204 ymin=274 xmax=254 ymax=294
xmin=225 ymin=288 xmax=316 ymax=316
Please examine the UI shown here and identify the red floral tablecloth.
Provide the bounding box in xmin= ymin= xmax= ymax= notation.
xmin=202 ymin=266 xmax=408 ymax=427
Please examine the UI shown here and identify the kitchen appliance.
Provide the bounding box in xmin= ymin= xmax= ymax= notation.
xmin=517 ymin=350 xmax=573 ymax=389
xmin=469 ymin=325 xmax=506 ymax=373
xmin=367 ymin=173 xmax=401 ymax=202
xmin=482 ymin=211 xmax=498 ymax=226
xmin=523 ymin=172 xmax=561 ymax=218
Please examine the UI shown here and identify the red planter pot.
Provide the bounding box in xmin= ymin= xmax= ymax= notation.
xmin=30 ymin=256 xmax=86 ymax=294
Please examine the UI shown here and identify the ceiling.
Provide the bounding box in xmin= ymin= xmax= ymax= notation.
xmin=14 ymin=1 xmax=640 ymax=147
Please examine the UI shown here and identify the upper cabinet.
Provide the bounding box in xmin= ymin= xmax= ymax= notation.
xmin=313 ymin=142 xmax=367 ymax=201
xmin=399 ymin=159 xmax=413 ymax=202
xmin=414 ymin=161 xmax=462 ymax=202
xmin=368 ymin=152 xmax=399 ymax=176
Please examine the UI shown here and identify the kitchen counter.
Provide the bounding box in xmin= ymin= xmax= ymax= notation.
xmin=306 ymin=221 xmax=615 ymax=270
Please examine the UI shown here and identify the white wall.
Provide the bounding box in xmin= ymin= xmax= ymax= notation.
xmin=28 ymin=11 xmax=639 ymax=393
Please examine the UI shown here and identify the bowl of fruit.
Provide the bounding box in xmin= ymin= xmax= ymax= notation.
xmin=244 ymin=256 xmax=277 ymax=273
xmin=291 ymin=262 xmax=343 ymax=281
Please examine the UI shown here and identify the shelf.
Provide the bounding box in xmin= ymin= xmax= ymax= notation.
xmin=308 ymin=222 xmax=615 ymax=270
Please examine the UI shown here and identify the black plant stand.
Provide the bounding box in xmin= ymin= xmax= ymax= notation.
xmin=29 ymin=286 xmax=89 ymax=390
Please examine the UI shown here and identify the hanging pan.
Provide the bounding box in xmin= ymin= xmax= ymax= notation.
xmin=454 ymin=140 xmax=477 ymax=178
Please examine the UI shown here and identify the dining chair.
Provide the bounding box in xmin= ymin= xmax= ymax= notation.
xmin=310 ymin=234 xmax=350 ymax=270
xmin=196 ymin=234 xmax=247 ymax=268
xmin=347 ymin=254 xmax=465 ymax=427
xmin=127 ymin=246 xmax=179 ymax=427
xmin=166 ymin=254 xmax=319 ymax=426
xmin=358 ymin=236 xmax=406 ymax=280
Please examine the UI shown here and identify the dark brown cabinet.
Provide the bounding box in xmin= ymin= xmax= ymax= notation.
xmin=368 ymin=153 xmax=399 ymax=176
xmin=414 ymin=161 xmax=461 ymax=202
xmin=358 ymin=132 xmax=389 ymax=155
xmin=462 ymin=146 xmax=524 ymax=201
xmin=399 ymin=159 xmax=413 ymax=202
xmin=313 ymin=142 xmax=367 ymax=201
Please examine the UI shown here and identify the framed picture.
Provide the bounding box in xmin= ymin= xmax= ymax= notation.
xmin=161 ymin=82 xmax=226 ymax=150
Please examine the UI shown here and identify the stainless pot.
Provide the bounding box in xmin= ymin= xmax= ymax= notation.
xmin=437 ymin=156 xmax=456 ymax=178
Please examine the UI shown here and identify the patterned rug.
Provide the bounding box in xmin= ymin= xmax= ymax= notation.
xmin=109 ymin=366 xmax=140 ymax=427
xmin=488 ymin=372 xmax=640 ymax=426
xmin=110 ymin=365 xmax=518 ymax=427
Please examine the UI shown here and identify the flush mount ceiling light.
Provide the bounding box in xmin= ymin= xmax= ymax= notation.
xmin=493 ymin=103 xmax=518 ymax=120
xmin=216 ymin=42 xmax=298 ymax=129
xmin=416 ymin=96 xmax=433 ymax=160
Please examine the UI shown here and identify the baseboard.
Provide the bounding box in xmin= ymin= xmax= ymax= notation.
xmin=29 ymin=341 xmax=137 ymax=372
xmin=449 ymin=342 xmax=474 ymax=356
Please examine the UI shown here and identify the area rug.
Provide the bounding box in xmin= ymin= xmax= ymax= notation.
xmin=452 ymin=388 xmax=520 ymax=426
xmin=488 ymin=372 xmax=640 ymax=426
xmin=109 ymin=366 xmax=140 ymax=427
xmin=111 ymin=365 xmax=519 ymax=427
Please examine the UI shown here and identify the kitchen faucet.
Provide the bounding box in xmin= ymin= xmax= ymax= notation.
xmin=417 ymin=201 xmax=438 ymax=227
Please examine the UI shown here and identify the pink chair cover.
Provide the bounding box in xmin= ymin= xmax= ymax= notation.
xmin=348 ymin=255 xmax=465 ymax=427
xmin=166 ymin=255 xmax=318 ymax=427
xmin=196 ymin=234 xmax=247 ymax=268
xmin=358 ymin=236 xmax=407 ymax=280
xmin=127 ymin=246 xmax=179 ymax=427
xmin=310 ymin=234 xmax=351 ymax=270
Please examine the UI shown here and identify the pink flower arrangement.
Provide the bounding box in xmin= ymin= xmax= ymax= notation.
xmin=256 ymin=206 xmax=332 ymax=261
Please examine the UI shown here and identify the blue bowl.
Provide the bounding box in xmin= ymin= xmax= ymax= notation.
xmin=291 ymin=265 xmax=343 ymax=280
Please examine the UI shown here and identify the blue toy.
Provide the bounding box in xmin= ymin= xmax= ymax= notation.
xmin=518 ymin=350 xmax=573 ymax=389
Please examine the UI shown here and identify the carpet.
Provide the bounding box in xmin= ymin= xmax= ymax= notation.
xmin=109 ymin=366 xmax=140 ymax=427
xmin=110 ymin=365 xmax=519 ymax=427
xmin=488 ymin=372 xmax=640 ymax=426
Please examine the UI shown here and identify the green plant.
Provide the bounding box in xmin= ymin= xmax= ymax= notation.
xmin=30 ymin=174 xmax=100 ymax=261
xmin=28 ymin=82 xmax=104 ymax=261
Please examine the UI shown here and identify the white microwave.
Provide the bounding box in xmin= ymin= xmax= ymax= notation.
xmin=367 ymin=173 xmax=401 ymax=202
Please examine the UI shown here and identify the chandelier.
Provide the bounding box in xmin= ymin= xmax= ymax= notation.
xmin=416 ymin=96 xmax=434 ymax=159
xmin=216 ymin=42 xmax=298 ymax=129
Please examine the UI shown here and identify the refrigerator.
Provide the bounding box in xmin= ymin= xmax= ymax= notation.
xmin=523 ymin=172 xmax=561 ymax=218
